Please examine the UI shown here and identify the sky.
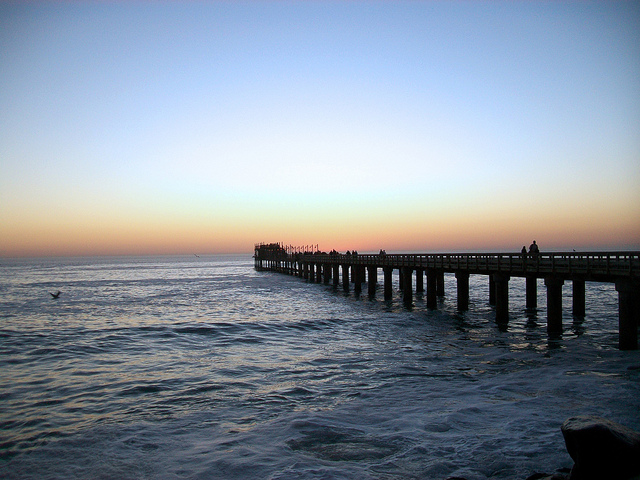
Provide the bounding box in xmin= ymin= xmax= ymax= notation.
xmin=1 ymin=1 xmax=639 ymax=257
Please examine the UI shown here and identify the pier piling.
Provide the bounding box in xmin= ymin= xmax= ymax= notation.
xmin=383 ymin=267 xmax=393 ymax=300
xmin=616 ymin=280 xmax=639 ymax=350
xmin=545 ymin=277 xmax=564 ymax=333
xmin=456 ymin=272 xmax=470 ymax=311
xmin=416 ymin=268 xmax=424 ymax=293
xmin=402 ymin=267 xmax=413 ymax=306
xmin=426 ymin=268 xmax=438 ymax=309
xmin=368 ymin=266 xmax=377 ymax=296
xmin=526 ymin=276 xmax=537 ymax=310
xmin=494 ymin=274 xmax=510 ymax=324
xmin=342 ymin=265 xmax=349 ymax=292
xmin=573 ymin=279 xmax=586 ymax=318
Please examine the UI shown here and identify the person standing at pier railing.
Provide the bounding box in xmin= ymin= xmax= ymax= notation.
xmin=529 ymin=240 xmax=539 ymax=255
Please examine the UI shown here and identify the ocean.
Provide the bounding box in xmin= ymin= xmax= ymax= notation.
xmin=1 ymin=254 xmax=638 ymax=480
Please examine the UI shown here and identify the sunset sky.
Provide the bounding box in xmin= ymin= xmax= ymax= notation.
xmin=1 ymin=1 xmax=639 ymax=257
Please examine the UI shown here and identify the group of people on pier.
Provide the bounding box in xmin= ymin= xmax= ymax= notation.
xmin=319 ymin=244 xmax=540 ymax=258
xmin=309 ymin=244 xmax=540 ymax=258
xmin=522 ymin=240 xmax=540 ymax=258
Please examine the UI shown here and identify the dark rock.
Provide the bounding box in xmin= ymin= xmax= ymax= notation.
xmin=561 ymin=416 xmax=640 ymax=480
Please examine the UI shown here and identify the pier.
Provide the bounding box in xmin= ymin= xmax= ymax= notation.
xmin=254 ymin=243 xmax=640 ymax=350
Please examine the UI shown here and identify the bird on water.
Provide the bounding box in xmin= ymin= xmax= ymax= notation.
xmin=50 ymin=291 xmax=61 ymax=299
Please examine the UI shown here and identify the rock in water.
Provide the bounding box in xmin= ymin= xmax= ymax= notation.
xmin=561 ymin=416 xmax=640 ymax=480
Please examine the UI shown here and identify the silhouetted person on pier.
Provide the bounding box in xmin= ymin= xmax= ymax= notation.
xmin=529 ymin=241 xmax=539 ymax=255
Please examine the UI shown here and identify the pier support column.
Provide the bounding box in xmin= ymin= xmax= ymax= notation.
xmin=494 ymin=274 xmax=510 ymax=324
xmin=333 ymin=264 xmax=340 ymax=287
xmin=415 ymin=268 xmax=424 ymax=293
xmin=545 ymin=277 xmax=564 ymax=333
xmin=383 ymin=267 xmax=393 ymax=300
xmin=402 ymin=267 xmax=413 ymax=306
xmin=616 ymin=280 xmax=638 ymax=350
xmin=526 ymin=276 xmax=537 ymax=310
xmin=426 ymin=268 xmax=437 ymax=309
xmin=368 ymin=266 xmax=377 ymax=296
xmin=323 ymin=264 xmax=331 ymax=284
xmin=342 ymin=265 xmax=349 ymax=293
xmin=572 ymin=278 xmax=585 ymax=318
xmin=489 ymin=275 xmax=496 ymax=306
xmin=311 ymin=264 xmax=318 ymax=283
xmin=436 ymin=271 xmax=445 ymax=297
xmin=303 ymin=263 xmax=309 ymax=280
xmin=354 ymin=266 xmax=362 ymax=295
xmin=456 ymin=272 xmax=470 ymax=311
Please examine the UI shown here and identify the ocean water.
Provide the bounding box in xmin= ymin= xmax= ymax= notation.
xmin=1 ymin=254 xmax=638 ymax=480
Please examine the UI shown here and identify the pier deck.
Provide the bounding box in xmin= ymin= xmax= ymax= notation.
xmin=254 ymin=244 xmax=640 ymax=350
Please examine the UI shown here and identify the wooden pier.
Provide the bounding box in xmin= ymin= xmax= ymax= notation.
xmin=254 ymin=243 xmax=640 ymax=350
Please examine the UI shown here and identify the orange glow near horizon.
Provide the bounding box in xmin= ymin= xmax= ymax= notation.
xmin=3 ymin=197 xmax=639 ymax=257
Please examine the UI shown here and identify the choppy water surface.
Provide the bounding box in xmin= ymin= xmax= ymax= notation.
xmin=1 ymin=255 xmax=638 ymax=480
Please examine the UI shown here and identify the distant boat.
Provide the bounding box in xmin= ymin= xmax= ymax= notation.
xmin=50 ymin=291 xmax=61 ymax=299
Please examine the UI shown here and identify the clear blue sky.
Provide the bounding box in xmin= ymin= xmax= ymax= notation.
xmin=1 ymin=1 xmax=639 ymax=256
